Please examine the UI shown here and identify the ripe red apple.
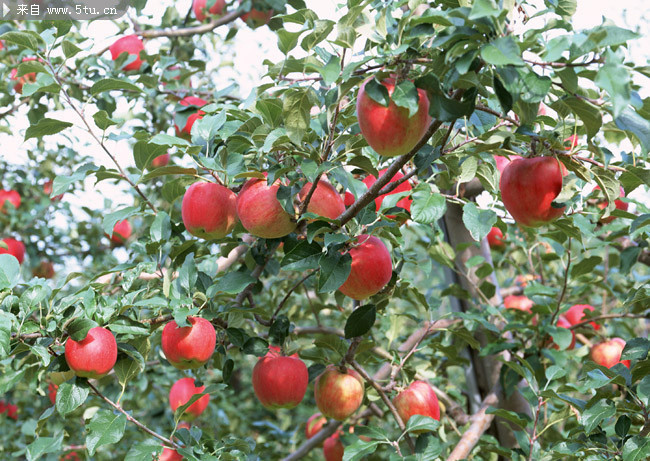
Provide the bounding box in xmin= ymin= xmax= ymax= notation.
xmin=151 ymin=154 xmax=171 ymax=168
xmin=298 ymin=180 xmax=345 ymax=220
xmin=158 ymin=447 xmax=183 ymax=461
xmin=182 ymin=182 xmax=238 ymax=240
xmin=175 ymin=96 xmax=208 ymax=139
xmin=356 ymin=77 xmax=431 ymax=157
xmin=60 ymin=452 xmax=81 ymax=461
xmin=0 ymin=238 xmax=26 ymax=264
xmin=10 ymin=57 xmax=38 ymax=93
xmin=305 ymin=413 xmax=327 ymax=440
xmin=487 ymin=227 xmax=505 ymax=249
xmin=48 ymin=383 xmax=58 ymax=405
xmin=338 ymin=235 xmax=392 ymax=300
xmin=110 ymin=219 xmax=132 ymax=245
xmin=162 ymin=317 xmax=216 ymax=369
xmin=564 ymin=304 xmax=600 ymax=330
xmin=392 ymin=380 xmax=440 ymax=429
xmin=236 ymin=176 xmax=297 ymax=239
xmin=33 ymin=260 xmax=55 ymax=279
xmin=564 ymin=135 xmax=578 ymax=150
xmin=504 ymin=295 xmax=533 ymax=314
xmin=0 ymin=401 xmax=18 ymax=420
xmin=65 ymin=326 xmax=118 ymax=379
xmin=110 ymin=35 xmax=145 ymax=71
xmin=344 ymin=191 xmax=355 ymax=207
xmin=314 ymin=365 xmax=364 ymax=421
xmin=323 ymin=432 xmax=344 ymax=461
xmin=500 ymin=156 xmax=566 ymax=227
xmin=0 ymin=189 xmax=21 ymax=212
xmin=169 ymin=377 xmax=210 ymax=419
xmin=495 ymin=154 xmax=522 ymax=174
xmin=591 ymin=338 xmax=630 ymax=368
xmin=240 ymin=0 xmax=273 ymax=28
xmin=252 ymin=345 xmax=308 ymax=409
xmin=193 ymin=0 xmax=226 ymax=22
xmin=362 ymin=169 xmax=413 ymax=217
xmin=593 ymin=186 xmax=628 ymax=224
xmin=43 ymin=180 xmax=63 ymax=201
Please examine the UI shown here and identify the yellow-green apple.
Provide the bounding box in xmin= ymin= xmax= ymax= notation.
xmin=110 ymin=35 xmax=145 ymax=71
xmin=236 ymin=176 xmax=296 ymax=239
xmin=0 ymin=238 xmax=25 ymax=264
xmin=240 ymin=0 xmax=273 ymax=28
xmin=158 ymin=447 xmax=183 ymax=461
xmin=43 ymin=180 xmax=63 ymax=201
xmin=504 ymin=295 xmax=533 ymax=314
xmin=323 ymin=432 xmax=344 ymax=461
xmin=564 ymin=304 xmax=600 ymax=330
xmin=109 ymin=219 xmax=132 ymax=245
xmin=193 ymin=0 xmax=226 ymax=21
xmin=0 ymin=189 xmax=21 ymax=212
xmin=392 ymin=380 xmax=440 ymax=430
xmin=169 ymin=377 xmax=210 ymax=419
xmin=362 ymin=169 xmax=413 ymax=218
xmin=591 ymin=338 xmax=630 ymax=368
xmin=175 ymin=96 xmax=208 ymax=139
xmin=64 ymin=326 xmax=117 ymax=379
xmin=151 ymin=154 xmax=171 ymax=168
xmin=338 ymin=235 xmax=392 ymax=300
xmin=593 ymin=186 xmax=628 ymax=224
xmin=252 ymin=345 xmax=308 ymax=409
xmin=500 ymin=156 xmax=566 ymax=227
xmin=298 ymin=180 xmax=345 ymax=220
xmin=33 ymin=260 xmax=55 ymax=279
xmin=162 ymin=317 xmax=216 ymax=369
xmin=356 ymin=77 xmax=431 ymax=157
xmin=10 ymin=57 xmax=38 ymax=93
xmin=182 ymin=182 xmax=237 ymax=240
xmin=314 ymin=365 xmax=364 ymax=421
xmin=305 ymin=413 xmax=327 ymax=440
xmin=48 ymin=383 xmax=58 ymax=405
xmin=487 ymin=227 xmax=505 ymax=249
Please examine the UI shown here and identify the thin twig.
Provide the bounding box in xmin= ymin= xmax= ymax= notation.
xmin=271 ymin=271 xmax=317 ymax=321
xmin=140 ymin=10 xmax=244 ymax=38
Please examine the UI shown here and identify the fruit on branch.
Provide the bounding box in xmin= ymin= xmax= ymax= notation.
xmin=182 ymin=182 xmax=238 ymax=240
xmin=162 ymin=317 xmax=217 ymax=369
xmin=10 ymin=57 xmax=38 ymax=94
xmin=0 ymin=189 xmax=21 ymax=212
xmin=298 ymin=180 xmax=345 ymax=220
xmin=48 ymin=383 xmax=58 ymax=405
xmin=109 ymin=35 xmax=145 ymax=71
xmin=356 ymin=77 xmax=431 ymax=157
xmin=323 ymin=431 xmax=344 ymax=461
xmin=236 ymin=176 xmax=296 ymax=239
xmin=590 ymin=338 xmax=630 ymax=369
xmin=158 ymin=447 xmax=183 ymax=461
xmin=252 ymin=345 xmax=308 ymax=409
xmin=0 ymin=400 xmax=18 ymax=420
xmin=109 ymin=220 xmax=132 ymax=245
xmin=64 ymin=326 xmax=118 ymax=379
xmin=564 ymin=304 xmax=600 ymax=330
xmin=495 ymin=154 xmax=522 ymax=174
xmin=499 ymin=156 xmax=566 ymax=227
xmin=564 ymin=135 xmax=578 ymax=150
xmin=362 ymin=169 xmax=413 ymax=218
xmin=60 ymin=452 xmax=81 ymax=461
xmin=240 ymin=0 xmax=273 ymax=28
xmin=392 ymin=380 xmax=440 ymax=430
xmin=504 ymin=295 xmax=533 ymax=314
xmin=192 ymin=0 xmax=226 ymax=22
xmin=338 ymin=235 xmax=392 ymax=300
xmin=487 ymin=227 xmax=505 ymax=249
xmin=0 ymin=237 xmax=25 ymax=264
xmin=169 ymin=377 xmax=210 ymax=419
xmin=43 ymin=180 xmax=63 ymax=201
xmin=593 ymin=186 xmax=628 ymax=223
xmin=151 ymin=154 xmax=171 ymax=168
xmin=314 ymin=365 xmax=364 ymax=421
xmin=174 ymin=96 xmax=208 ymax=139
xmin=305 ymin=413 xmax=327 ymax=441
xmin=344 ymin=191 xmax=355 ymax=207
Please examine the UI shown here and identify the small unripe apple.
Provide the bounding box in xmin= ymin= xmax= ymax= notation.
xmin=151 ymin=154 xmax=171 ymax=168
xmin=504 ymin=295 xmax=533 ymax=314
xmin=236 ymin=176 xmax=297 ymax=239
xmin=314 ymin=365 xmax=364 ymax=421
xmin=33 ymin=260 xmax=55 ymax=279
xmin=43 ymin=180 xmax=63 ymax=201
xmin=169 ymin=377 xmax=210 ymax=419
xmin=487 ymin=227 xmax=505 ymax=249
xmin=591 ymin=338 xmax=630 ymax=369
xmin=240 ymin=0 xmax=273 ymax=28
xmin=175 ymin=96 xmax=208 ymax=139
xmin=564 ymin=304 xmax=600 ymax=330
xmin=0 ymin=189 xmax=21 ymax=212
xmin=593 ymin=186 xmax=628 ymax=224
xmin=193 ymin=0 xmax=226 ymax=22
xmin=338 ymin=235 xmax=392 ymax=300
xmin=182 ymin=182 xmax=238 ymax=240
xmin=110 ymin=220 xmax=132 ymax=245
xmin=356 ymin=77 xmax=431 ymax=157
xmin=10 ymin=57 xmax=38 ymax=93
xmin=500 ymin=156 xmax=566 ymax=227
xmin=323 ymin=432 xmax=344 ymax=461
xmin=305 ymin=413 xmax=327 ymax=440
xmin=110 ymin=35 xmax=145 ymax=71
xmin=393 ymin=380 xmax=440 ymax=430
xmin=48 ymin=383 xmax=58 ymax=405
xmin=0 ymin=238 xmax=25 ymax=264
xmin=362 ymin=169 xmax=413 ymax=218
xmin=162 ymin=317 xmax=216 ymax=369
xmin=158 ymin=447 xmax=183 ymax=461
xmin=298 ymin=180 xmax=345 ymax=220
xmin=65 ymin=326 xmax=118 ymax=379
xmin=252 ymin=345 xmax=308 ymax=410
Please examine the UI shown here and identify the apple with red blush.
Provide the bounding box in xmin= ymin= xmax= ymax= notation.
xmin=182 ymin=182 xmax=237 ymax=240
xmin=151 ymin=154 xmax=171 ymax=168
xmin=169 ymin=377 xmax=210 ymax=419
xmin=175 ymin=96 xmax=208 ymax=140
xmin=564 ymin=304 xmax=600 ymax=330
xmin=236 ymin=176 xmax=297 ymax=239
xmin=110 ymin=35 xmax=145 ymax=71
xmin=591 ymin=338 xmax=630 ymax=369
xmin=109 ymin=219 xmax=132 ymax=245
xmin=193 ymin=0 xmax=226 ymax=22
xmin=298 ymin=180 xmax=345 ymax=220
xmin=314 ymin=365 xmax=364 ymax=421
xmin=338 ymin=235 xmax=392 ymax=300
xmin=65 ymin=326 xmax=118 ymax=379
xmin=392 ymin=380 xmax=440 ymax=431
xmin=0 ymin=189 xmax=21 ymax=212
xmin=305 ymin=413 xmax=327 ymax=440
xmin=0 ymin=237 xmax=25 ymax=264
xmin=362 ymin=169 xmax=412 ymax=219
xmin=162 ymin=317 xmax=216 ymax=369
xmin=487 ymin=227 xmax=505 ymax=249
xmin=252 ymin=345 xmax=308 ymax=409
xmin=504 ymin=295 xmax=533 ymax=314
xmin=240 ymin=0 xmax=273 ymax=28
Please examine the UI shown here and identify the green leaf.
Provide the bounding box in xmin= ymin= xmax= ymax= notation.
xmin=277 ymin=28 xmax=303 ymax=54
xmin=344 ymin=304 xmax=376 ymax=339
xmin=571 ymin=256 xmax=602 ymax=278
xmin=24 ymin=118 xmax=73 ymax=141
xmin=55 ymin=380 xmax=90 ymax=417
xmin=17 ymin=60 xmax=48 ymax=77
xmin=86 ymin=410 xmax=127 ymax=455
xmin=485 ymin=408 xmax=530 ymax=429
xmin=62 ymin=40 xmax=82 ymax=58
xmin=149 ymin=133 xmax=191 ymax=147
xmin=0 ymin=254 xmax=21 ymax=289
xmin=283 ymin=88 xmax=313 ymax=144
xmin=318 ymin=251 xmax=352 ymax=293
xmin=364 ymin=78 xmax=390 ymax=107
xmin=26 ymin=434 xmax=63 ymax=461
xmin=462 ymin=202 xmax=497 ymax=242
xmin=622 ymin=436 xmax=650 ymax=461
xmin=411 ymin=184 xmax=447 ymax=224
xmin=480 ymin=36 xmax=524 ymax=66
xmin=555 ymin=97 xmax=602 ymax=139
xmin=615 ymin=415 xmax=631 ymax=438
xmin=242 ymin=337 xmax=269 ymax=356
xmin=301 ymin=20 xmax=335 ymax=51
xmin=555 ymin=0 xmax=577 ymax=17
xmin=212 ymin=272 xmax=255 ymax=294
xmin=269 ymin=315 xmax=291 ymax=345
xmin=0 ymin=31 xmax=44 ymax=51
xmin=637 ymin=375 xmax=650 ymax=406
xmin=615 ymin=107 xmax=650 ymax=154
xmin=545 ymin=365 xmax=567 ymax=382
xmin=548 ymin=326 xmax=573 ymax=350
xmin=125 ymin=441 xmax=162 ymax=461
xmin=102 ymin=206 xmax=139 ymax=235
xmin=392 ymin=80 xmax=420 ymax=118
xmin=67 ymin=318 xmax=99 ymax=342
xmin=595 ymin=49 xmax=630 ymax=118
xmin=281 ymin=239 xmax=322 ymax=271
xmin=342 ymin=439 xmax=381 ymax=461
xmin=0 ymin=311 xmax=14 ymax=359
xmin=404 ymin=414 xmax=441 ymax=433
xmin=469 ymin=0 xmax=501 ymax=19
xmin=93 ymin=110 xmax=119 ymax=130
xmin=90 ymin=78 xmax=143 ymax=96
xmin=581 ymin=399 xmax=615 ymax=433
xmin=150 ymin=211 xmax=171 ymax=242
xmin=493 ymin=74 xmax=513 ymax=113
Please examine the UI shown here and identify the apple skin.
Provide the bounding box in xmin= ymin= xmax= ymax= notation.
xmin=193 ymin=0 xmax=226 ymax=22
xmin=393 ymin=380 xmax=440 ymax=431
xmin=151 ymin=154 xmax=171 ymax=168
xmin=564 ymin=304 xmax=600 ymax=331
xmin=305 ymin=413 xmax=327 ymax=440
xmin=564 ymin=135 xmax=578 ymax=150
xmin=298 ymin=181 xmax=345 ymax=220
xmin=236 ymin=177 xmax=297 ymax=239
xmin=43 ymin=180 xmax=64 ymax=201
xmin=110 ymin=219 xmax=132 ymax=245
xmin=10 ymin=57 xmax=38 ymax=93
xmin=339 ymin=235 xmax=392 ymax=300
xmin=48 ymin=383 xmax=58 ymax=405
xmin=162 ymin=317 xmax=216 ymax=370
xmin=252 ymin=345 xmax=308 ymax=410
xmin=591 ymin=338 xmax=630 ymax=369
xmin=323 ymin=432 xmax=344 ymax=461
xmin=356 ymin=77 xmax=431 ymax=157
xmin=314 ymin=365 xmax=365 ymax=421
xmin=0 ymin=238 xmax=26 ymax=264
xmin=182 ymin=182 xmax=238 ymax=240
xmin=362 ymin=169 xmax=413 ymax=217
xmin=594 ymin=186 xmax=628 ymax=224
xmin=240 ymin=0 xmax=273 ymax=27
xmin=60 ymin=452 xmax=81 ymax=461
xmin=0 ymin=401 xmax=18 ymax=420
xmin=504 ymin=295 xmax=533 ymax=314
xmin=109 ymin=35 xmax=145 ymax=71
xmin=158 ymin=447 xmax=183 ymax=461
xmin=0 ymin=189 xmax=21 ymax=212
xmin=500 ymin=156 xmax=566 ymax=227
xmin=65 ymin=326 xmax=118 ymax=379
xmin=495 ymin=155 xmax=522 ymax=174
xmin=175 ymin=96 xmax=208 ymax=139
xmin=344 ymin=192 xmax=355 ymax=207
xmin=169 ymin=377 xmax=210 ymax=419
xmin=487 ymin=227 xmax=505 ymax=249
xmin=33 ymin=261 xmax=55 ymax=279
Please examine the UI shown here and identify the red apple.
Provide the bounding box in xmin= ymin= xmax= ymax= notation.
xmin=182 ymin=182 xmax=238 ymax=240
xmin=591 ymin=338 xmax=630 ymax=369
xmin=33 ymin=260 xmax=55 ymax=279
xmin=0 ymin=189 xmax=21 ymax=212
xmin=500 ymin=156 xmax=566 ymax=227
xmin=236 ymin=176 xmax=297 ymax=239
xmin=305 ymin=413 xmax=327 ymax=440
xmin=314 ymin=365 xmax=364 ymax=421
xmin=0 ymin=237 xmax=25 ymax=264
xmin=65 ymin=326 xmax=118 ymax=379
xmin=323 ymin=432 xmax=344 ymax=461
xmin=593 ymin=186 xmax=628 ymax=224
xmin=487 ymin=227 xmax=505 ymax=249
xmin=495 ymin=155 xmax=522 ymax=174
xmin=564 ymin=304 xmax=600 ymax=331
xmin=0 ymin=401 xmax=18 ymax=420
xmin=193 ymin=0 xmax=226 ymax=22
xmin=162 ymin=317 xmax=216 ymax=369
xmin=151 ymin=154 xmax=171 ymax=168
xmin=344 ymin=192 xmax=355 ymax=207
xmin=538 ymin=104 xmax=547 ymax=116
xmin=158 ymin=447 xmax=183 ymax=461
xmin=48 ymin=383 xmax=58 ymax=405
xmin=175 ymin=96 xmax=208 ymax=139
xmin=60 ymin=452 xmax=81 ymax=461
xmin=504 ymin=295 xmax=533 ymax=314
xmin=362 ymin=169 xmax=413 ymax=217
xmin=169 ymin=377 xmax=210 ymax=419
xmin=43 ymin=180 xmax=63 ymax=201
xmin=338 ymin=235 xmax=392 ymax=300
xmin=110 ymin=35 xmax=145 ymax=71
xmin=110 ymin=220 xmax=132 ymax=245
xmin=252 ymin=345 xmax=308 ymax=410
xmin=10 ymin=57 xmax=38 ymax=93
xmin=298 ymin=180 xmax=345 ymax=220
xmin=392 ymin=380 xmax=440 ymax=430
xmin=564 ymin=135 xmax=578 ymax=150
xmin=240 ymin=0 xmax=273 ymax=27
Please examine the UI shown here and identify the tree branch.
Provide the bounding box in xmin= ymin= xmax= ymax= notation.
xmin=139 ymin=10 xmax=244 ymax=38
